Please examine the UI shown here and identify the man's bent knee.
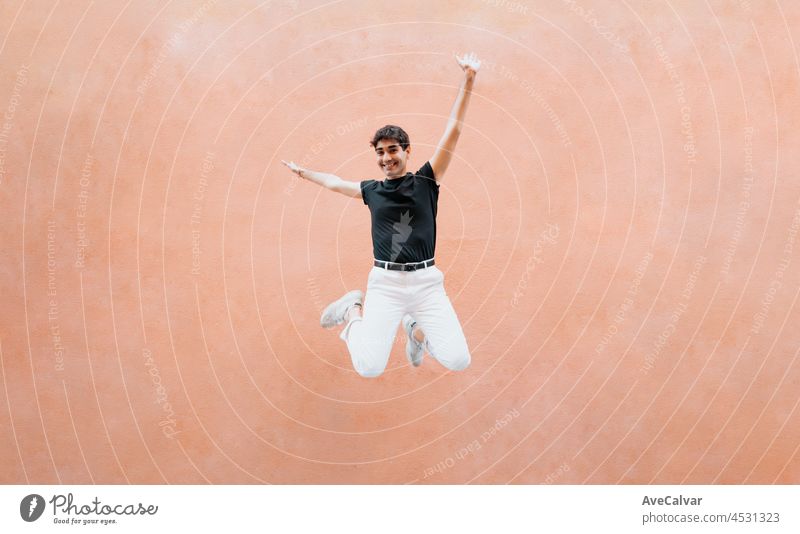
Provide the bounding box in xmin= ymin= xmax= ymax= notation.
xmin=354 ymin=362 xmax=386 ymax=378
xmin=351 ymin=352 xmax=388 ymax=378
xmin=428 ymin=336 xmax=471 ymax=372
xmin=444 ymin=350 xmax=471 ymax=372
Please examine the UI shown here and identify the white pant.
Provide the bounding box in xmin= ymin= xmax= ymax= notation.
xmin=339 ymin=265 xmax=471 ymax=377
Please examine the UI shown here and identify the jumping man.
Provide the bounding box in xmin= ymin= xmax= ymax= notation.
xmin=282 ymin=52 xmax=481 ymax=377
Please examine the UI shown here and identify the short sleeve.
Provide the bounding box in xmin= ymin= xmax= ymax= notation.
xmin=415 ymin=161 xmax=438 ymax=188
xmin=360 ymin=179 xmax=377 ymax=205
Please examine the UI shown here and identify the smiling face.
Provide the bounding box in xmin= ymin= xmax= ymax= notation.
xmin=374 ymin=138 xmax=411 ymax=179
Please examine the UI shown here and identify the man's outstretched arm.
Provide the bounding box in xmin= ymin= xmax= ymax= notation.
xmin=429 ymin=52 xmax=481 ymax=181
xmin=281 ymin=160 xmax=361 ymax=198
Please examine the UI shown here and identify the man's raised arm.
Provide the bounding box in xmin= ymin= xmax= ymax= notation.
xmin=281 ymin=160 xmax=361 ymax=198
xmin=429 ymin=52 xmax=481 ymax=181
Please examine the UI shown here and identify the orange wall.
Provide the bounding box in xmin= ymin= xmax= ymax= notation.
xmin=1 ymin=0 xmax=799 ymax=483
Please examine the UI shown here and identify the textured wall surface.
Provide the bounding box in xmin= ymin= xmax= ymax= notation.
xmin=1 ymin=0 xmax=799 ymax=484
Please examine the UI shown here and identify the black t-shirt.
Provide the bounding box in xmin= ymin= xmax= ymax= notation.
xmin=360 ymin=161 xmax=439 ymax=263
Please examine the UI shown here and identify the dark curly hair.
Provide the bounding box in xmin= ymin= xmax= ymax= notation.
xmin=369 ymin=125 xmax=410 ymax=150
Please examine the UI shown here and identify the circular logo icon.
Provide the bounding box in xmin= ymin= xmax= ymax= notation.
xmin=20 ymin=494 xmax=45 ymax=522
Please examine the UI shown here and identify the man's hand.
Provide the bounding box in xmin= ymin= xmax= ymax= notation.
xmin=281 ymin=159 xmax=304 ymax=177
xmin=455 ymin=52 xmax=481 ymax=78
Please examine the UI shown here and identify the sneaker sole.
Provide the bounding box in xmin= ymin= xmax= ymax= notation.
xmin=406 ymin=343 xmax=424 ymax=367
xmin=320 ymin=290 xmax=363 ymax=328
xmin=403 ymin=317 xmax=424 ymax=366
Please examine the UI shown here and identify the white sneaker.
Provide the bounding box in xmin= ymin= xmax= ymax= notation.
xmin=320 ymin=290 xmax=363 ymax=328
xmin=402 ymin=314 xmax=424 ymax=367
